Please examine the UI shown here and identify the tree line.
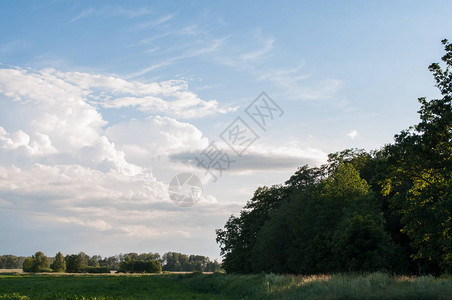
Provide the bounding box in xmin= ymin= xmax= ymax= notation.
xmin=0 ymin=251 xmax=221 ymax=273
xmin=216 ymin=39 xmax=452 ymax=275
xmin=0 ymin=255 xmax=26 ymax=269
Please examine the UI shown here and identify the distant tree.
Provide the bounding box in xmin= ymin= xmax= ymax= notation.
xmin=65 ymin=252 xmax=89 ymax=273
xmin=162 ymin=252 xmax=182 ymax=271
xmin=22 ymin=257 xmax=33 ymax=272
xmin=50 ymin=252 xmax=66 ymax=272
xmin=31 ymin=251 xmax=49 ymax=272
xmin=105 ymin=256 xmax=119 ymax=270
xmin=160 ymin=252 xmax=216 ymax=272
xmin=118 ymin=257 xmax=161 ymax=273
xmin=140 ymin=252 xmax=161 ymax=262
xmin=205 ymin=260 xmax=222 ymax=272
xmin=0 ymin=255 xmax=24 ymax=269
xmin=88 ymin=255 xmax=101 ymax=267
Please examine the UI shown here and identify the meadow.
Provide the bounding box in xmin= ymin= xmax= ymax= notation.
xmin=0 ymin=272 xmax=451 ymax=299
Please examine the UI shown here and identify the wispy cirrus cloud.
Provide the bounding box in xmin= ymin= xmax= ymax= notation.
xmin=70 ymin=6 xmax=153 ymax=23
xmin=71 ymin=8 xmax=94 ymax=23
xmin=107 ymin=6 xmax=153 ymax=18
xmin=132 ymin=13 xmax=176 ymax=30
xmin=128 ymin=36 xmax=229 ymax=78
xmin=239 ymin=28 xmax=275 ymax=62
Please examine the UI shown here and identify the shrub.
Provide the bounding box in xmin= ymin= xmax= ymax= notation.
xmin=22 ymin=258 xmax=33 ymax=272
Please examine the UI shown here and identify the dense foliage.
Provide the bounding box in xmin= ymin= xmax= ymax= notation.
xmin=17 ymin=251 xmax=221 ymax=273
xmin=0 ymin=255 xmax=26 ymax=269
xmin=216 ymin=40 xmax=452 ymax=275
xmin=162 ymin=252 xmax=222 ymax=272
xmin=118 ymin=257 xmax=162 ymax=273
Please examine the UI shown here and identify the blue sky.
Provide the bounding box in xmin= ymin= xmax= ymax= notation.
xmin=0 ymin=0 xmax=451 ymax=260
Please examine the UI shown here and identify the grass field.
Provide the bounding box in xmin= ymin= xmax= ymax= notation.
xmin=0 ymin=272 xmax=451 ymax=299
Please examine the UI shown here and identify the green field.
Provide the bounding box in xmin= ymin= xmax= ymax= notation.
xmin=0 ymin=272 xmax=451 ymax=299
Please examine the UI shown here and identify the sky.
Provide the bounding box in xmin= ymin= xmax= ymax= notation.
xmin=0 ymin=0 xmax=451 ymax=260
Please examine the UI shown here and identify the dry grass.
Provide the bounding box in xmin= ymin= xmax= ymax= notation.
xmin=0 ymin=269 xmax=21 ymax=274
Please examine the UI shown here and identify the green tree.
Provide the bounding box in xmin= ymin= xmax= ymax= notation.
xmin=222 ymin=161 xmax=397 ymax=274
xmin=31 ymin=251 xmax=49 ymax=272
xmin=216 ymin=185 xmax=286 ymax=273
xmin=65 ymin=252 xmax=89 ymax=273
xmin=119 ymin=257 xmax=162 ymax=273
xmin=332 ymin=213 xmax=394 ymax=272
xmin=50 ymin=252 xmax=66 ymax=272
xmin=22 ymin=257 xmax=33 ymax=272
xmin=88 ymin=255 xmax=101 ymax=267
xmin=383 ymin=39 xmax=452 ymax=274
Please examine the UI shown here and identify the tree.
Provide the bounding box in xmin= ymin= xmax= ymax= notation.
xmin=332 ymin=213 xmax=395 ymax=272
xmin=219 ymin=161 xmax=397 ymax=274
xmin=0 ymin=255 xmax=25 ymax=269
xmin=383 ymin=39 xmax=452 ymax=274
xmin=31 ymin=251 xmax=49 ymax=272
xmin=65 ymin=252 xmax=89 ymax=273
xmin=216 ymin=185 xmax=286 ymax=273
xmin=50 ymin=252 xmax=66 ymax=272
xmin=22 ymin=257 xmax=33 ymax=272
xmin=88 ymin=255 xmax=101 ymax=267
xmin=118 ymin=257 xmax=161 ymax=273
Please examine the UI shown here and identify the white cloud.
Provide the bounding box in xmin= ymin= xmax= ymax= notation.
xmin=70 ymin=6 xmax=153 ymax=23
xmin=129 ymin=36 xmax=229 ymax=78
xmin=210 ymin=29 xmax=342 ymax=101
xmin=0 ymin=66 xmax=233 ymax=123
xmin=107 ymin=6 xmax=153 ymax=18
xmin=0 ymin=64 xmax=239 ymax=258
xmin=136 ymin=13 xmax=176 ymax=28
xmin=171 ymin=141 xmax=327 ymax=174
xmin=0 ymin=127 xmax=57 ymax=156
xmin=239 ymin=29 xmax=275 ymax=62
xmin=71 ymin=8 xmax=94 ymax=23
xmin=256 ymin=65 xmax=342 ymax=100
xmin=106 ymin=116 xmax=208 ymax=165
xmin=347 ymin=129 xmax=358 ymax=140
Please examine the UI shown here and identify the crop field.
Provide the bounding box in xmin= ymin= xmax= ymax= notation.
xmin=0 ymin=272 xmax=451 ymax=300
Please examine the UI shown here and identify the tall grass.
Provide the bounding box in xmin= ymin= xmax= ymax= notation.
xmin=183 ymin=272 xmax=452 ymax=299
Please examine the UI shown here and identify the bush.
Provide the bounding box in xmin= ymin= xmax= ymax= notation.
xmin=22 ymin=258 xmax=33 ymax=272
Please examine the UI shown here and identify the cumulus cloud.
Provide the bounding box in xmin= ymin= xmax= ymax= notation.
xmin=0 ymin=65 xmax=232 ymax=249
xmin=0 ymin=64 xmax=325 ymax=257
xmin=106 ymin=115 xmax=209 ymax=166
xmin=0 ymin=66 xmax=234 ymax=121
